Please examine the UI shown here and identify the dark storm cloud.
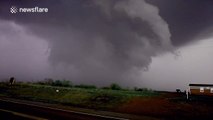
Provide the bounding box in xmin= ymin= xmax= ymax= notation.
xmin=148 ymin=0 xmax=213 ymax=46
xmin=0 ymin=0 xmax=173 ymax=85
xmin=1 ymin=0 xmax=213 ymax=46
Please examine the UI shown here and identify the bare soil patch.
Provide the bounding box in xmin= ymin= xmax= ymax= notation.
xmin=116 ymin=92 xmax=213 ymax=120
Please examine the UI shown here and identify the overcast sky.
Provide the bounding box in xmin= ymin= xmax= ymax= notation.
xmin=0 ymin=0 xmax=213 ymax=91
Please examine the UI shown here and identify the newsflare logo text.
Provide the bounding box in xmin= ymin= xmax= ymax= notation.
xmin=10 ymin=6 xmax=48 ymax=14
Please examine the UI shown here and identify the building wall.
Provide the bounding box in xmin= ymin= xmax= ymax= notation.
xmin=190 ymin=86 xmax=213 ymax=96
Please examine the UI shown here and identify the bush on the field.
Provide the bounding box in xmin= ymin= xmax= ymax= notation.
xmin=110 ymin=83 xmax=122 ymax=90
xmin=74 ymin=84 xmax=97 ymax=89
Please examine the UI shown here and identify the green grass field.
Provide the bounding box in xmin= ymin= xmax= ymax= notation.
xmin=0 ymin=82 xmax=158 ymax=110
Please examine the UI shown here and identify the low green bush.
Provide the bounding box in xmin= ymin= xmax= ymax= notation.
xmin=110 ymin=83 xmax=122 ymax=90
xmin=74 ymin=84 xmax=97 ymax=89
xmin=52 ymin=80 xmax=72 ymax=87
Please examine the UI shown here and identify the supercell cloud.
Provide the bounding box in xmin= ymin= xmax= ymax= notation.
xmin=45 ymin=0 xmax=173 ymax=85
xmin=0 ymin=0 xmax=173 ymax=86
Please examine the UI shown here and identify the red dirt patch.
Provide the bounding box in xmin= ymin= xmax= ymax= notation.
xmin=115 ymin=92 xmax=213 ymax=120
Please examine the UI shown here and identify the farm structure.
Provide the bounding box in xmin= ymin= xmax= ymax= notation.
xmin=189 ymin=84 xmax=213 ymax=96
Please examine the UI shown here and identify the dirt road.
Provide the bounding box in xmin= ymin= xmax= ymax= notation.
xmin=0 ymin=99 xmax=127 ymax=120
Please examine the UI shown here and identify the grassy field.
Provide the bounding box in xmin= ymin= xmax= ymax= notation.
xmin=0 ymin=82 xmax=158 ymax=110
xmin=1 ymin=82 xmax=213 ymax=120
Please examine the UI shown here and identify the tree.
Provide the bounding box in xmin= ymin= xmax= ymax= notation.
xmin=110 ymin=83 xmax=122 ymax=90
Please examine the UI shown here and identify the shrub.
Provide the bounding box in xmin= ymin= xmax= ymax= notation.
xmin=101 ymin=87 xmax=110 ymax=90
xmin=44 ymin=78 xmax=54 ymax=85
xmin=36 ymin=78 xmax=53 ymax=85
xmin=134 ymin=87 xmax=144 ymax=91
xmin=134 ymin=87 xmax=152 ymax=92
xmin=74 ymin=84 xmax=96 ymax=89
xmin=52 ymin=80 xmax=72 ymax=87
xmin=61 ymin=80 xmax=72 ymax=87
xmin=110 ymin=83 xmax=122 ymax=90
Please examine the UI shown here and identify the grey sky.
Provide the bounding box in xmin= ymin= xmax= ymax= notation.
xmin=0 ymin=0 xmax=213 ymax=90
xmin=0 ymin=20 xmax=49 ymax=81
xmin=142 ymin=38 xmax=213 ymax=91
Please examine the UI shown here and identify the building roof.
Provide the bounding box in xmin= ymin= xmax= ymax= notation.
xmin=189 ymin=84 xmax=213 ymax=87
